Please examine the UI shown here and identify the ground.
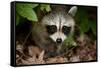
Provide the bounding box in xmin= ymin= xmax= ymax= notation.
xmin=16 ymin=34 xmax=96 ymax=65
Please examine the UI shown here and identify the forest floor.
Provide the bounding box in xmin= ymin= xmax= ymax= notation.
xmin=16 ymin=34 xmax=97 ymax=65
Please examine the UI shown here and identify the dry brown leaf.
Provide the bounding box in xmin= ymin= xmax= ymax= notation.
xmin=28 ymin=45 xmax=42 ymax=57
xmin=70 ymin=55 xmax=80 ymax=62
xmin=46 ymin=56 xmax=68 ymax=63
xmin=35 ymin=50 xmax=45 ymax=64
xmin=16 ymin=44 xmax=23 ymax=53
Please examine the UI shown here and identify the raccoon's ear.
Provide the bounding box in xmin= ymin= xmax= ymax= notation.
xmin=68 ymin=6 xmax=77 ymax=17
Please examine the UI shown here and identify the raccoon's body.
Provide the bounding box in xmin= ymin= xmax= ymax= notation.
xmin=32 ymin=23 xmax=57 ymax=57
xmin=31 ymin=6 xmax=77 ymax=57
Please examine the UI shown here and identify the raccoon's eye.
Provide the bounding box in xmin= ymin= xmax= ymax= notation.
xmin=62 ymin=26 xmax=71 ymax=35
xmin=46 ymin=25 xmax=57 ymax=34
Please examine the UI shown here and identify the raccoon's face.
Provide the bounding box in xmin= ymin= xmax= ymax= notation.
xmin=42 ymin=6 xmax=77 ymax=44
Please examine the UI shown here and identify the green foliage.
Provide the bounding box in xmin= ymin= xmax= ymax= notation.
xmin=75 ymin=7 xmax=96 ymax=37
xmin=76 ymin=8 xmax=89 ymax=35
xmin=89 ymin=20 xmax=96 ymax=36
xmin=16 ymin=13 xmax=20 ymax=26
xmin=64 ymin=33 xmax=77 ymax=46
xmin=16 ymin=3 xmax=38 ymax=26
xmin=61 ymin=33 xmax=77 ymax=54
xmin=40 ymin=4 xmax=51 ymax=12
xmin=16 ymin=3 xmax=51 ymax=26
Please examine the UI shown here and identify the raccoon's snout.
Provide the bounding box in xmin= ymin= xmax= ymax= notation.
xmin=56 ymin=38 xmax=62 ymax=43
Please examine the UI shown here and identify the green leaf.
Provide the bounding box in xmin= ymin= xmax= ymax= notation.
xmin=64 ymin=34 xmax=76 ymax=46
xmin=16 ymin=3 xmax=38 ymax=22
xmin=45 ymin=5 xmax=51 ymax=12
xmin=40 ymin=4 xmax=51 ymax=12
xmin=16 ymin=3 xmax=38 ymax=8
xmin=30 ymin=4 xmax=38 ymax=8
xmin=16 ymin=13 xmax=20 ymax=26
xmin=40 ymin=4 xmax=45 ymax=11
xmin=76 ymin=8 xmax=89 ymax=34
xmin=79 ymin=17 xmax=89 ymax=34
xmin=89 ymin=20 xmax=96 ymax=36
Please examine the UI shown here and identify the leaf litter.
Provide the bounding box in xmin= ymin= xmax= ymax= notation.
xmin=16 ymin=34 xmax=96 ymax=65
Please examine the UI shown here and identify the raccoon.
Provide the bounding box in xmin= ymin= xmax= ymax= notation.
xmin=31 ymin=6 xmax=77 ymax=57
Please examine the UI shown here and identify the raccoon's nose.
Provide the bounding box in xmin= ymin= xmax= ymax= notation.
xmin=56 ymin=38 xmax=62 ymax=43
